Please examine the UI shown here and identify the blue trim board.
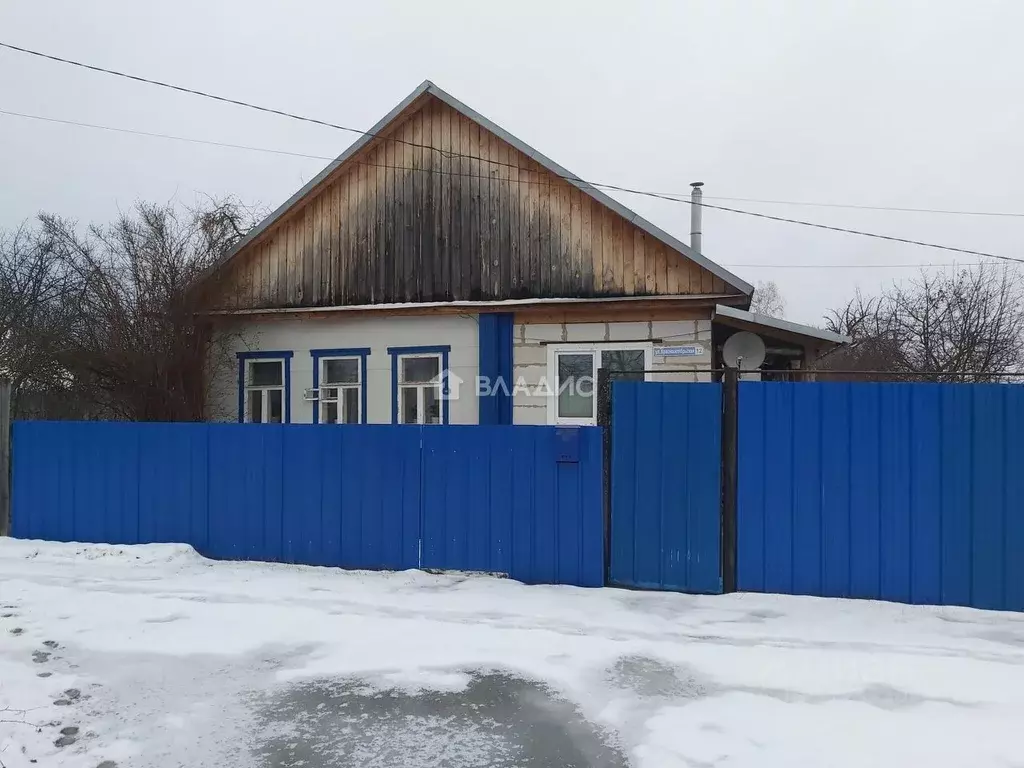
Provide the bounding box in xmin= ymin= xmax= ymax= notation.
xmin=236 ymin=351 xmax=294 ymax=423
xmin=478 ymin=313 xmax=514 ymax=425
xmin=387 ymin=345 xmax=452 ymax=425
xmin=309 ymin=348 xmax=371 ymax=424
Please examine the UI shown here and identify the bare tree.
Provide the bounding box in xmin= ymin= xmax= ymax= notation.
xmin=0 ymin=226 xmax=84 ymax=418
xmin=750 ymin=280 xmax=786 ymax=318
xmin=822 ymin=265 xmax=1024 ymax=380
xmin=4 ymin=198 xmax=258 ymax=420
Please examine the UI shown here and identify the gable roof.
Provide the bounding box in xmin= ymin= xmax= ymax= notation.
xmin=208 ymin=80 xmax=753 ymax=297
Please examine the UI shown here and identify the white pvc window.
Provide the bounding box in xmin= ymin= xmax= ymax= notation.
xmin=319 ymin=357 xmax=362 ymax=424
xmin=547 ymin=344 xmax=651 ymax=425
xmin=398 ymin=354 xmax=442 ymax=425
xmin=245 ymin=359 xmax=285 ymax=423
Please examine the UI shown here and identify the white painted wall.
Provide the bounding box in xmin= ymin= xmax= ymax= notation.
xmin=512 ymin=319 xmax=714 ymax=425
xmin=209 ymin=313 xmax=479 ymax=424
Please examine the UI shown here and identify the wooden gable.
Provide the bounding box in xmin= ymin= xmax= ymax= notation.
xmin=208 ymin=92 xmax=744 ymax=310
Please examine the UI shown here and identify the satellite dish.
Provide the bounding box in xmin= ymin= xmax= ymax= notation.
xmin=722 ymin=331 xmax=766 ymax=370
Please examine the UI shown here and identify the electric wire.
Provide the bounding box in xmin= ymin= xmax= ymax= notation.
xmin=2 ymin=41 xmax=1022 ymax=265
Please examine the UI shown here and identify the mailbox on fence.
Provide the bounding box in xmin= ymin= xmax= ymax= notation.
xmin=554 ymin=427 xmax=580 ymax=463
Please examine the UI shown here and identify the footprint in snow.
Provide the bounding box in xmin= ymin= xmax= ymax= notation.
xmin=43 ymin=640 xmax=59 ymax=649
xmin=32 ymin=650 xmax=51 ymax=663
xmin=9 ymin=627 xmax=24 ymax=635
xmin=52 ymin=689 xmax=82 ymax=707
xmin=54 ymin=725 xmax=80 ymax=747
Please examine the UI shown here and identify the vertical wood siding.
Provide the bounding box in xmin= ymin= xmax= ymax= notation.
xmin=214 ymin=95 xmax=731 ymax=309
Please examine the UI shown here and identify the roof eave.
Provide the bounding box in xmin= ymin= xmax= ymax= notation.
xmin=423 ymin=82 xmax=753 ymax=296
xmin=713 ymin=304 xmax=851 ymax=346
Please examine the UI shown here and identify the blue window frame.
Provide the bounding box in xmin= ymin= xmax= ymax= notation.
xmin=310 ymin=348 xmax=370 ymax=424
xmin=388 ymin=345 xmax=451 ymax=425
xmin=237 ymin=351 xmax=293 ymax=424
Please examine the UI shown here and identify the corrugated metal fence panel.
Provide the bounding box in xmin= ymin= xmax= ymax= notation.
xmin=12 ymin=421 xmax=601 ymax=586
xmin=738 ymin=382 xmax=1024 ymax=611
xmin=421 ymin=426 xmax=603 ymax=587
xmin=610 ymin=381 xmax=723 ymax=594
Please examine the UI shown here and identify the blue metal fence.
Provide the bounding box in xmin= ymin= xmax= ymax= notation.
xmin=16 ymin=381 xmax=1024 ymax=608
xmin=738 ymin=382 xmax=1024 ymax=611
xmin=609 ymin=381 xmax=723 ymax=593
xmin=11 ymin=421 xmax=603 ymax=587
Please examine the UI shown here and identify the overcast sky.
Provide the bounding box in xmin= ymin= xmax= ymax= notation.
xmin=2 ymin=0 xmax=1022 ymax=323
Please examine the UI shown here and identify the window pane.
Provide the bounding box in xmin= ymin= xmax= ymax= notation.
xmin=557 ymin=353 xmax=594 ymax=419
xmin=249 ymin=360 xmax=283 ymax=387
xmin=424 ymin=386 xmax=441 ymax=425
xmin=320 ymin=386 xmax=339 ymax=401
xmin=601 ymin=349 xmax=645 ymax=381
xmin=341 ymin=388 xmax=360 ymax=424
xmin=324 ymin=358 xmax=359 ymax=385
xmin=322 ymin=401 xmax=338 ymax=424
xmin=401 ymin=355 xmax=440 ymax=384
xmin=268 ymin=389 xmax=283 ymax=423
xmin=400 ymin=386 xmax=418 ymax=424
xmin=247 ymin=390 xmax=263 ymax=423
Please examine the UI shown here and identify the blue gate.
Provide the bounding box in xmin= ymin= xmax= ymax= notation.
xmin=738 ymin=382 xmax=1024 ymax=611
xmin=609 ymin=381 xmax=722 ymax=593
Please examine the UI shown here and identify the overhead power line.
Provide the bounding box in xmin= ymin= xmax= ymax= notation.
xmin=682 ymin=194 xmax=1024 ymax=219
xmin=0 ymin=108 xmax=336 ymax=161
xmin=4 ymin=42 xmax=1022 ymax=220
xmin=0 ymin=42 xmax=378 ymax=136
xmin=643 ymin=194 xmax=1024 ymax=266
xmin=2 ymin=40 xmax=1023 ymax=266
xmin=4 ymin=107 xmax=1021 ymax=225
xmin=724 ymin=262 xmax=986 ymax=269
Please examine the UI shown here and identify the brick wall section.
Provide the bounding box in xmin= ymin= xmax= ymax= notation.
xmin=512 ymin=320 xmax=713 ymax=424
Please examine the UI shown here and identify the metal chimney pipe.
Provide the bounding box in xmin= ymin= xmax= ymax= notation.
xmin=690 ymin=181 xmax=704 ymax=254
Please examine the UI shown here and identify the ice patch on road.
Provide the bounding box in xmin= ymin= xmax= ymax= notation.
xmin=254 ymin=671 xmax=627 ymax=768
xmin=375 ymin=668 xmax=475 ymax=694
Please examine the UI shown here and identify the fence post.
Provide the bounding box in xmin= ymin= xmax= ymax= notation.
xmin=0 ymin=379 xmax=9 ymax=537
xmin=597 ymin=368 xmax=612 ymax=586
xmin=721 ymin=367 xmax=738 ymax=593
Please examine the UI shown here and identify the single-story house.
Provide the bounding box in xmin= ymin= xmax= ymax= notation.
xmin=197 ymin=80 xmax=845 ymax=426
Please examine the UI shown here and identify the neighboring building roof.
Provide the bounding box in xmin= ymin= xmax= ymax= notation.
xmin=713 ymin=304 xmax=851 ymax=346
xmin=208 ymin=80 xmax=753 ymax=296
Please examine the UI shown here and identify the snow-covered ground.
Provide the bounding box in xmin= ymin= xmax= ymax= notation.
xmin=1 ymin=540 xmax=1023 ymax=768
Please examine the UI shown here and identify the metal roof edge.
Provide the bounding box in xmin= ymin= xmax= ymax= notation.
xmin=203 ymin=79 xmax=436 ymax=277
xmin=713 ymin=304 xmax=851 ymax=345
xmin=203 ymin=292 xmax=747 ymax=317
xmin=422 ymin=82 xmax=753 ymax=296
xmin=202 ymin=78 xmax=754 ymax=297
